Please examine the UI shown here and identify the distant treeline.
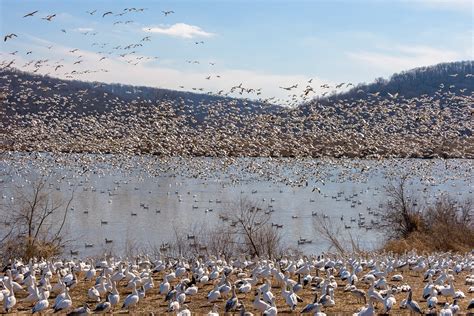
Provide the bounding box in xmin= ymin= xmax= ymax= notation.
xmin=320 ymin=60 xmax=473 ymax=103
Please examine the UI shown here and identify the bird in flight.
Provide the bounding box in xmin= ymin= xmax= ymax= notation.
xmin=87 ymin=10 xmax=97 ymax=15
xmin=102 ymin=11 xmax=113 ymax=18
xmin=23 ymin=10 xmax=39 ymax=18
xmin=303 ymin=86 xmax=314 ymax=96
xmin=279 ymin=84 xmax=298 ymax=91
xmin=387 ymin=92 xmax=399 ymax=99
xmin=42 ymin=14 xmax=56 ymax=21
xmin=162 ymin=10 xmax=175 ymax=16
xmin=312 ymin=187 xmax=321 ymax=193
xmin=4 ymin=33 xmax=17 ymax=42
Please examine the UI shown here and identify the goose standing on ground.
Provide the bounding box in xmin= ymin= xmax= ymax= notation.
xmin=301 ymin=292 xmax=319 ymax=313
xmin=63 ymin=267 xmax=77 ymax=289
xmin=423 ymin=276 xmax=434 ymax=300
xmin=88 ymin=286 xmax=101 ymax=302
xmin=225 ymin=285 xmax=238 ymax=312
xmin=207 ymin=283 xmax=221 ymax=302
xmin=448 ymin=299 xmax=459 ymax=314
xmin=282 ymin=284 xmax=298 ymax=310
xmin=93 ymin=295 xmax=111 ymax=313
xmin=253 ymin=289 xmax=271 ymax=312
xmin=439 ymin=303 xmax=453 ymax=316
xmin=85 ymin=260 xmax=96 ymax=281
xmin=319 ymin=284 xmax=335 ymax=307
xmin=160 ymin=275 xmax=170 ymax=294
xmin=54 ymin=286 xmax=72 ymax=313
xmin=427 ymin=286 xmax=438 ymax=311
xmin=353 ymin=298 xmax=374 ymax=316
xmin=263 ymin=297 xmax=278 ymax=316
xmin=383 ymin=289 xmax=396 ymax=314
xmin=406 ymin=289 xmax=423 ymax=314
xmin=108 ymin=281 xmax=120 ymax=308
xmin=24 ymin=280 xmax=40 ymax=305
xmin=439 ymin=276 xmax=456 ymax=302
xmin=4 ymin=271 xmax=16 ymax=313
xmin=122 ymin=282 xmax=139 ymax=310
xmin=32 ymin=287 xmax=49 ymax=313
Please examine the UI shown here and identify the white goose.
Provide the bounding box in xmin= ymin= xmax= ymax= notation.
xmin=108 ymin=280 xmax=120 ymax=308
xmin=253 ymin=289 xmax=271 ymax=312
xmin=24 ymin=280 xmax=40 ymax=305
xmin=160 ymin=275 xmax=170 ymax=294
xmin=31 ymin=287 xmax=49 ymax=313
xmin=282 ymin=284 xmax=298 ymax=310
xmin=53 ymin=286 xmax=72 ymax=312
xmin=353 ymin=298 xmax=375 ymax=316
xmin=122 ymin=282 xmax=139 ymax=309
xmin=3 ymin=273 xmax=17 ymax=313
xmin=406 ymin=289 xmax=423 ymax=314
xmin=207 ymin=283 xmax=221 ymax=302
xmin=263 ymin=297 xmax=278 ymax=316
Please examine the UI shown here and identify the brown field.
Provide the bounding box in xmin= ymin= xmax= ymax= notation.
xmin=3 ymin=266 xmax=473 ymax=315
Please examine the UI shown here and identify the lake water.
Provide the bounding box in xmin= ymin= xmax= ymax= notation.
xmin=1 ymin=153 xmax=472 ymax=257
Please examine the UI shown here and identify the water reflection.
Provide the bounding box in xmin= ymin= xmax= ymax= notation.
xmin=1 ymin=154 xmax=472 ymax=256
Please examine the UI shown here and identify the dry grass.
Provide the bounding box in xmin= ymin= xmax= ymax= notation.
xmin=382 ymin=182 xmax=473 ymax=254
xmin=4 ymin=266 xmax=473 ymax=315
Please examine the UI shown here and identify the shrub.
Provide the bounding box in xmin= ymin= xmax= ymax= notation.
xmin=381 ymin=176 xmax=473 ymax=253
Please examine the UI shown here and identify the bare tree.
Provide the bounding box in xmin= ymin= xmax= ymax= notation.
xmin=0 ymin=175 xmax=74 ymax=261
xmin=382 ymin=175 xmax=473 ymax=253
xmin=166 ymin=221 xmax=237 ymax=259
xmin=313 ymin=215 xmax=346 ymax=254
xmin=422 ymin=195 xmax=473 ymax=251
xmin=382 ymin=174 xmax=422 ymax=239
xmin=226 ymin=198 xmax=282 ymax=258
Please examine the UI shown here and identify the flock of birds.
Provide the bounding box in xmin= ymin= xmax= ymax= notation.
xmin=1 ymin=7 xmax=473 ymax=158
xmin=1 ymin=6 xmax=474 ymax=316
xmin=1 ymin=252 xmax=474 ymax=314
xmin=2 ymin=6 xmax=473 ymax=107
xmin=0 ymin=66 xmax=473 ymax=159
xmin=0 ymin=6 xmax=350 ymax=106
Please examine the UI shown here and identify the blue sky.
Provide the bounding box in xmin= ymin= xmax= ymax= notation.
xmin=1 ymin=0 xmax=472 ymax=104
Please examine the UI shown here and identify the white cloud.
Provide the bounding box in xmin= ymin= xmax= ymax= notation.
xmin=347 ymin=45 xmax=465 ymax=73
xmin=74 ymin=27 xmax=94 ymax=32
xmin=143 ymin=23 xmax=215 ymax=39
